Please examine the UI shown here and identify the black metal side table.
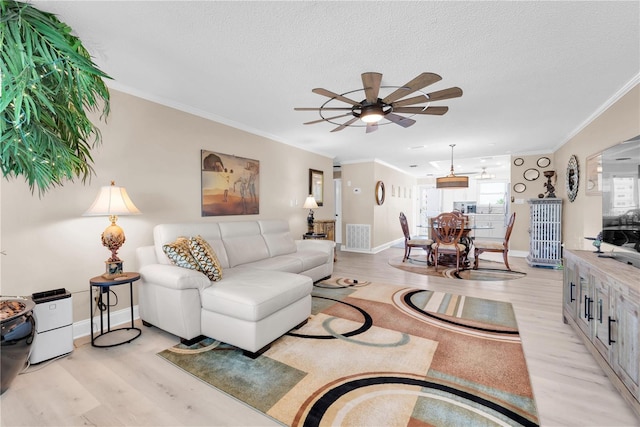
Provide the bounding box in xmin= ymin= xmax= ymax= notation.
xmin=89 ymin=272 xmax=141 ymax=347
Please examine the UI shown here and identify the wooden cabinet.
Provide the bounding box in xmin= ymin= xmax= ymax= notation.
xmin=312 ymin=219 xmax=336 ymax=261
xmin=527 ymin=198 xmax=563 ymax=267
xmin=313 ymin=220 xmax=335 ymax=242
xmin=563 ymin=250 xmax=640 ymax=416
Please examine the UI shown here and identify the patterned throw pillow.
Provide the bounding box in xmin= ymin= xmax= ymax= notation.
xmin=188 ymin=235 xmax=223 ymax=281
xmin=162 ymin=237 xmax=199 ymax=270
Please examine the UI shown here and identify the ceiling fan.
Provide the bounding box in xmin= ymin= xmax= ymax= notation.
xmin=295 ymin=72 xmax=462 ymax=133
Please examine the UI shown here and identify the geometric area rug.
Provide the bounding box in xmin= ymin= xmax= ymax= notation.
xmin=158 ymin=278 xmax=540 ymax=426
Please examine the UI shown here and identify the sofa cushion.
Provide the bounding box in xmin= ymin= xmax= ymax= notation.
xmin=200 ymin=269 xmax=312 ymax=322
xmin=154 ymin=222 xmax=227 ymax=266
xmin=242 ymin=256 xmax=303 ymax=274
xmin=188 ymin=236 xmax=223 ymax=281
xmin=259 ymin=220 xmax=297 ymax=257
xmin=219 ymin=221 xmax=270 ymax=267
xmin=286 ymin=249 xmax=329 ymax=271
xmin=162 ymin=237 xmax=199 ymax=270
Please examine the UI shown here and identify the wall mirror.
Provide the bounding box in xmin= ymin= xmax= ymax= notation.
xmin=513 ymin=158 xmax=524 ymax=166
xmin=375 ymin=181 xmax=385 ymax=205
xmin=537 ymin=157 xmax=551 ymax=168
xmin=513 ymin=183 xmax=526 ymax=193
xmin=585 ymin=152 xmax=602 ymax=195
xmin=309 ymin=169 xmax=324 ymax=206
xmin=566 ymin=154 xmax=579 ymax=202
xmin=523 ymin=168 xmax=540 ymax=181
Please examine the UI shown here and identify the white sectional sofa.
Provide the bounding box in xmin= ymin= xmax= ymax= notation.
xmin=136 ymin=220 xmax=334 ymax=356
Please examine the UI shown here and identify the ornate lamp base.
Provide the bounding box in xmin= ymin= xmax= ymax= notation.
xmin=103 ymin=260 xmax=124 ymax=279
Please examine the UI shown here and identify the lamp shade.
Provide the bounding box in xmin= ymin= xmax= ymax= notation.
xmin=84 ymin=182 xmax=141 ymax=216
xmin=303 ymin=195 xmax=318 ymax=209
xmin=436 ymin=175 xmax=469 ymax=188
xmin=436 ymin=144 xmax=469 ymax=189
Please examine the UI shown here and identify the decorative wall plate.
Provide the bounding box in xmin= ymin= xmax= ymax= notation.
xmin=524 ymin=168 xmax=540 ymax=181
xmin=513 ymin=157 xmax=524 ymax=166
xmin=537 ymin=157 xmax=551 ymax=168
xmin=513 ymin=183 xmax=526 ymax=193
xmin=566 ymin=154 xmax=579 ymax=202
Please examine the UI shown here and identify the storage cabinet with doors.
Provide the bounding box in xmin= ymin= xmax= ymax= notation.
xmin=527 ymin=198 xmax=563 ymax=267
xmin=563 ymin=250 xmax=640 ymax=417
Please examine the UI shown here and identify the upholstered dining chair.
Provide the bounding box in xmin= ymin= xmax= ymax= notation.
xmin=473 ymin=212 xmax=516 ymax=271
xmin=399 ymin=212 xmax=433 ymax=262
xmin=430 ymin=212 xmax=466 ymax=272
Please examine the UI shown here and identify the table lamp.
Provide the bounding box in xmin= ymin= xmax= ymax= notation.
xmin=303 ymin=195 xmax=318 ymax=234
xmin=84 ymin=181 xmax=141 ymax=278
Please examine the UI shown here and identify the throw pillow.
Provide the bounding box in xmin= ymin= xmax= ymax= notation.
xmin=162 ymin=237 xmax=199 ymax=270
xmin=188 ymin=235 xmax=223 ymax=281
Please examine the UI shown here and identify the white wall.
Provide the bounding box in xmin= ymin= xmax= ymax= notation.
xmin=0 ymin=90 xmax=334 ymax=323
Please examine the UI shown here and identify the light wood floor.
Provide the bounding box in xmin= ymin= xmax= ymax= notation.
xmin=2 ymin=248 xmax=639 ymax=426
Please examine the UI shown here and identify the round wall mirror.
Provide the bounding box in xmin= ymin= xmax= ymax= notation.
xmin=566 ymin=155 xmax=579 ymax=202
xmin=513 ymin=158 xmax=524 ymax=166
xmin=375 ymin=181 xmax=385 ymax=205
xmin=537 ymin=157 xmax=551 ymax=168
xmin=523 ymin=168 xmax=540 ymax=181
xmin=513 ymin=183 xmax=526 ymax=193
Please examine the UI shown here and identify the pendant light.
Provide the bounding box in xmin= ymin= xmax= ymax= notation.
xmin=436 ymin=144 xmax=469 ymax=189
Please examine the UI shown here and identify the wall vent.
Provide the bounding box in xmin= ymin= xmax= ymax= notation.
xmin=345 ymin=224 xmax=371 ymax=251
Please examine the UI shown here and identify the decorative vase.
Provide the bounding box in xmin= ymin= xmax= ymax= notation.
xmin=1 ymin=299 xmax=36 ymax=394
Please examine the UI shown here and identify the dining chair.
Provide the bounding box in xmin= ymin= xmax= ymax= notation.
xmin=473 ymin=212 xmax=516 ymax=271
xmin=399 ymin=212 xmax=433 ymax=262
xmin=430 ymin=212 xmax=466 ymax=272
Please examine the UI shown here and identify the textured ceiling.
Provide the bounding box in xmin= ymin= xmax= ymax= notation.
xmin=32 ymin=1 xmax=640 ymax=178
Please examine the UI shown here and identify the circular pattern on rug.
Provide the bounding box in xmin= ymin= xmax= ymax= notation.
xmin=314 ymin=277 xmax=372 ymax=288
xmin=287 ymin=296 xmax=373 ymax=340
xmin=388 ymin=256 xmax=526 ymax=281
xmin=166 ymin=337 xmax=221 ymax=354
xmin=296 ymin=374 xmax=538 ymax=427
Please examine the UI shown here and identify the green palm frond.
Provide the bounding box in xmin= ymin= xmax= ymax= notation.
xmin=1 ymin=0 xmax=111 ymax=195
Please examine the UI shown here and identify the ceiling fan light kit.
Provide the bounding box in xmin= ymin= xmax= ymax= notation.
xmin=295 ymin=71 xmax=462 ymax=133
xmin=436 ymin=144 xmax=469 ymax=189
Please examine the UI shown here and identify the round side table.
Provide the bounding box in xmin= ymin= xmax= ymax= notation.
xmin=89 ymin=272 xmax=141 ymax=347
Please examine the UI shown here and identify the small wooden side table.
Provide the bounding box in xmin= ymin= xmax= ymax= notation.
xmin=89 ymin=272 xmax=141 ymax=347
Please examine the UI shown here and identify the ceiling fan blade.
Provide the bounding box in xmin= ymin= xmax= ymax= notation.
xmin=312 ymin=88 xmax=360 ymax=106
xmin=425 ymin=87 xmax=463 ymax=102
xmin=391 ymin=95 xmax=428 ymax=108
xmin=385 ymin=113 xmax=416 ymax=128
xmin=382 ymin=72 xmax=442 ymax=104
xmin=393 ymin=106 xmax=449 ymax=115
xmin=330 ymin=117 xmax=359 ymax=132
xmin=294 ymin=107 xmax=353 ymax=111
xmin=361 ymin=72 xmax=382 ymax=103
xmin=303 ymin=113 xmax=353 ymax=125
xmin=366 ymin=123 xmax=378 ymax=133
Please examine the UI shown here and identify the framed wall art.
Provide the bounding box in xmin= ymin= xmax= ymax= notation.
xmin=201 ymin=150 xmax=260 ymax=216
xmin=309 ymin=169 xmax=324 ymax=206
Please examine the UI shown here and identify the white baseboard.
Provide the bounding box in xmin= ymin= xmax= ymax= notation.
xmin=340 ymin=238 xmax=403 ymax=255
xmin=73 ymin=305 xmax=139 ymax=340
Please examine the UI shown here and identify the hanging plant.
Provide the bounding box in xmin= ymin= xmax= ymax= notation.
xmin=0 ymin=0 xmax=111 ymax=195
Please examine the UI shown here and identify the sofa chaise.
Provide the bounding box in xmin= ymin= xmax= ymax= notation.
xmin=136 ymin=219 xmax=334 ymax=356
